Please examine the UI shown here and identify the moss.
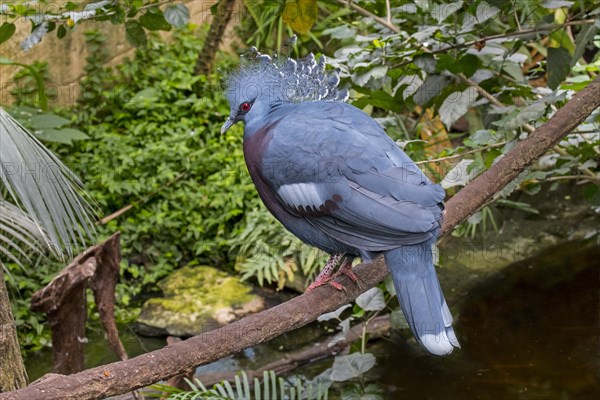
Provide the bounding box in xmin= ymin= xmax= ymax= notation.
xmin=137 ymin=265 xmax=263 ymax=336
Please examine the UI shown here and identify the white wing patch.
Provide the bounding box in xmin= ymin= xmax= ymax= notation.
xmin=277 ymin=183 xmax=324 ymax=209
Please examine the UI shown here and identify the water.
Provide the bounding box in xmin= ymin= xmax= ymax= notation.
xmin=375 ymin=240 xmax=600 ymax=399
xmin=24 ymin=325 xmax=165 ymax=382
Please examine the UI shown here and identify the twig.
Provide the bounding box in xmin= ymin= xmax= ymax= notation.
xmin=331 ymin=0 xmax=400 ymax=33
xmin=391 ymin=18 xmax=597 ymax=69
xmin=186 ymin=315 xmax=391 ymax=388
xmin=431 ymin=19 xmax=596 ymax=55
xmin=97 ymin=171 xmax=186 ymax=225
xmin=531 ymin=175 xmax=600 ymax=183
xmin=385 ymin=0 xmax=391 ymax=24
xmin=415 ymin=141 xmax=509 ymax=165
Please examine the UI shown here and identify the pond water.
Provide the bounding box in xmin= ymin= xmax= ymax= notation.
xmin=373 ymin=239 xmax=599 ymax=399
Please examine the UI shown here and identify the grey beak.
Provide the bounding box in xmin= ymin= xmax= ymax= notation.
xmin=220 ymin=118 xmax=235 ymax=134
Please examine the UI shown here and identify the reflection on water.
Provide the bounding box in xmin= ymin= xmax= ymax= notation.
xmin=377 ymin=240 xmax=600 ymax=399
xmin=24 ymin=325 xmax=165 ymax=382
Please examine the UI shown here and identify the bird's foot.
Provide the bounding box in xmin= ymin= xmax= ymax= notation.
xmin=305 ymin=254 xmax=343 ymax=292
xmin=328 ymin=258 xmax=360 ymax=290
xmin=306 ymin=275 xmax=347 ymax=292
xmin=305 ymin=255 xmax=358 ymax=293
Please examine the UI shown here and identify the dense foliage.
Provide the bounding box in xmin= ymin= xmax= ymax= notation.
xmin=0 ymin=1 xmax=191 ymax=49
xmin=239 ymin=0 xmax=600 ymax=232
xmin=61 ymin=28 xmax=261 ymax=311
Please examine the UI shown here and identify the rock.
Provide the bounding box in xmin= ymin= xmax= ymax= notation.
xmin=135 ymin=265 xmax=265 ymax=337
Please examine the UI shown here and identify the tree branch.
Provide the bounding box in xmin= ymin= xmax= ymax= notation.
xmin=195 ymin=0 xmax=238 ymax=75
xmin=331 ymin=0 xmax=400 ymax=33
xmin=2 ymin=76 xmax=599 ymax=400
xmin=431 ymin=19 xmax=597 ymax=55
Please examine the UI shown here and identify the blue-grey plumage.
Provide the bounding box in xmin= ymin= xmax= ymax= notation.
xmin=222 ymin=52 xmax=460 ymax=356
xmin=385 ymin=238 xmax=460 ymax=356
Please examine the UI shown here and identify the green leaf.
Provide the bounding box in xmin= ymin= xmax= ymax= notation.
xmin=352 ymin=90 xmax=402 ymax=113
xmin=30 ymin=113 xmax=70 ymax=129
xmin=139 ymin=11 xmax=172 ymax=31
xmin=390 ymin=308 xmax=409 ymax=330
xmin=65 ymin=1 xmax=78 ymax=11
xmin=283 ymin=0 xmax=318 ymax=35
xmin=0 ymin=57 xmax=15 ymax=65
xmin=541 ymin=0 xmax=573 ymax=8
xmin=438 ymin=87 xmax=478 ymax=129
xmin=355 ymin=288 xmax=386 ymax=311
xmin=441 ymin=159 xmax=478 ymax=189
xmin=57 ymin=25 xmax=66 ymax=39
xmin=431 ymin=1 xmax=463 ymax=23
xmin=547 ymin=47 xmax=571 ymax=89
xmin=0 ymin=108 xmax=95 ymax=257
xmin=36 ymin=128 xmax=89 ymax=144
xmin=550 ymin=29 xmax=575 ymax=53
xmin=0 ymin=22 xmax=16 ymax=44
xmin=437 ymin=54 xmax=480 ymax=77
xmin=413 ymin=54 xmax=436 ymax=74
xmin=413 ymin=75 xmax=449 ymax=105
xmin=323 ymin=25 xmax=356 ymax=39
xmin=317 ymin=304 xmax=352 ymax=322
xmin=352 ymin=66 xmax=388 ymax=86
xmin=384 ymin=275 xmax=396 ymax=296
xmin=331 ymin=353 xmax=376 ymax=382
xmin=125 ymin=20 xmax=147 ymax=47
xmin=341 ymin=383 xmax=385 ymax=400
xmin=571 ymin=24 xmax=597 ymax=66
xmin=476 ymin=2 xmax=499 ymax=23
xmin=164 ymin=4 xmax=190 ymax=29
xmin=492 ymin=102 xmax=546 ymax=130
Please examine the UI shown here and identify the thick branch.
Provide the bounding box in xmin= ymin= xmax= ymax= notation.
xmin=2 ymin=76 xmax=599 ymax=400
xmin=195 ymin=0 xmax=237 ymax=75
xmin=29 ymin=233 xmax=127 ymax=375
xmin=194 ymin=315 xmax=390 ymax=387
xmin=2 ymin=259 xmax=389 ymax=400
xmin=0 ymin=266 xmax=28 ymax=391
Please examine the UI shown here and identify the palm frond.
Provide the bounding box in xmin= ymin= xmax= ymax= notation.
xmin=0 ymin=200 xmax=46 ymax=276
xmin=148 ymin=370 xmax=329 ymax=400
xmin=0 ymin=107 xmax=96 ymax=259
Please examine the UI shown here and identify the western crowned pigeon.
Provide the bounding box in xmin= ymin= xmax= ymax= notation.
xmin=221 ymin=49 xmax=460 ymax=356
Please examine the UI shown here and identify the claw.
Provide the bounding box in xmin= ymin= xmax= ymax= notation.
xmin=329 ymin=281 xmax=346 ymax=292
xmin=305 ymin=254 xmax=359 ymax=293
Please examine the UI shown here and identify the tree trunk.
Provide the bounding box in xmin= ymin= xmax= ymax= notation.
xmin=195 ymin=0 xmax=238 ymax=75
xmin=0 ymin=266 xmax=28 ymax=392
xmin=30 ymin=233 xmax=127 ymax=374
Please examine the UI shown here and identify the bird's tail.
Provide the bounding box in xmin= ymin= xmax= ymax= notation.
xmin=384 ymin=238 xmax=460 ymax=356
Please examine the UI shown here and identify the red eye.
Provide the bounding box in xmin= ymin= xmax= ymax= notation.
xmin=240 ymin=102 xmax=252 ymax=112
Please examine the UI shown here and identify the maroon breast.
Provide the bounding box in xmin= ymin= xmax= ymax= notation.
xmin=243 ymin=122 xmax=291 ymax=220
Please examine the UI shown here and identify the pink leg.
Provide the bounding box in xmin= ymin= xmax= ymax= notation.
xmin=305 ymin=254 xmax=342 ymax=292
xmin=331 ymin=257 xmax=359 ymax=284
xmin=306 ymin=255 xmax=359 ymax=292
